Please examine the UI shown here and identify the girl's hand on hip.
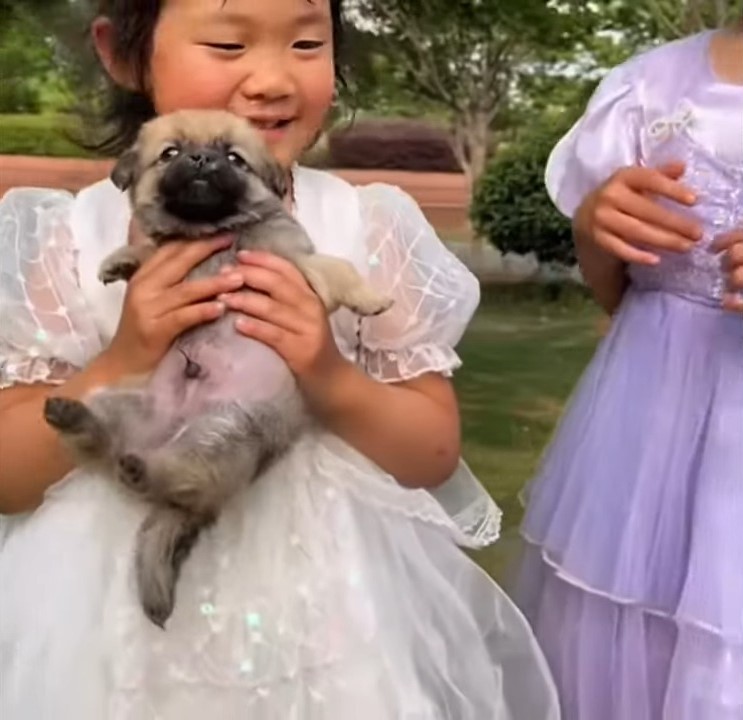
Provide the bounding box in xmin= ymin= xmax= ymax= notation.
xmin=714 ymin=229 xmax=743 ymax=313
xmin=104 ymin=235 xmax=244 ymax=376
xmin=220 ymin=250 xmax=347 ymax=384
xmin=574 ymin=161 xmax=703 ymax=266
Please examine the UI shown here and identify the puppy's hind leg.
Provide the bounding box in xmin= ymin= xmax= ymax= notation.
xmin=295 ymin=254 xmax=393 ymax=316
xmin=44 ymin=397 xmax=112 ymax=465
xmin=135 ymin=505 xmax=208 ymax=628
xmin=120 ymin=402 xmax=298 ymax=515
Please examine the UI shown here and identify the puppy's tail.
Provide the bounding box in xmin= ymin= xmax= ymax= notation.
xmin=135 ymin=506 xmax=209 ymax=629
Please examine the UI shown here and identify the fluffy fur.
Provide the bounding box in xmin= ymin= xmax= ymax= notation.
xmin=44 ymin=109 xmax=392 ymax=628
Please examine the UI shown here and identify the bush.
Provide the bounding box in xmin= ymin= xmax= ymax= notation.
xmin=328 ymin=118 xmax=461 ymax=173
xmin=471 ymin=116 xmax=575 ymax=265
xmin=0 ymin=114 xmax=91 ymax=157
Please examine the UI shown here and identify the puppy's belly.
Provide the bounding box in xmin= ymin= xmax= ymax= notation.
xmin=149 ymin=317 xmax=297 ymax=417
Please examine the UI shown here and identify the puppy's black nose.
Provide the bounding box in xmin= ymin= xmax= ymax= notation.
xmin=186 ymin=150 xmax=219 ymax=170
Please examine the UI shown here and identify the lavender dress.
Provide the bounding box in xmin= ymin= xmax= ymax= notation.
xmin=516 ymin=31 xmax=743 ymax=720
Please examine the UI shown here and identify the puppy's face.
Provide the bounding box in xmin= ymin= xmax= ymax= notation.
xmin=112 ymin=110 xmax=287 ymax=235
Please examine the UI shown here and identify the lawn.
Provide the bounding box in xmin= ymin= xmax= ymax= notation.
xmin=454 ymin=292 xmax=603 ymax=582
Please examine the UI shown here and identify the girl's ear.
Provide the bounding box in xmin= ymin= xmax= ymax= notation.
xmin=91 ymin=16 xmax=138 ymax=91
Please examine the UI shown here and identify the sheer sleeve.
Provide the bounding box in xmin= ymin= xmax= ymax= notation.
xmin=356 ymin=183 xmax=480 ymax=383
xmin=354 ymin=184 xmax=501 ymax=547
xmin=545 ymin=62 xmax=643 ymax=218
xmin=0 ymin=188 xmax=103 ymax=389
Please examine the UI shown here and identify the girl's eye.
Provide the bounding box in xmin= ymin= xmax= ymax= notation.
xmin=160 ymin=146 xmax=180 ymax=162
xmin=293 ymin=40 xmax=325 ymax=51
xmin=202 ymin=43 xmax=245 ymax=52
xmin=227 ymin=152 xmax=247 ymax=169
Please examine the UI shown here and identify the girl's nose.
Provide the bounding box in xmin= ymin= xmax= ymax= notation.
xmin=236 ymin=53 xmax=294 ymax=103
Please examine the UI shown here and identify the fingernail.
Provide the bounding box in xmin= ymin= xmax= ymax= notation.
xmin=227 ymin=273 xmax=243 ymax=284
xmin=219 ymin=265 xmax=234 ymax=274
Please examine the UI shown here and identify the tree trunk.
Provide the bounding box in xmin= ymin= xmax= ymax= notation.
xmin=450 ymin=111 xmax=491 ymax=187
xmin=450 ymin=112 xmax=492 ymax=250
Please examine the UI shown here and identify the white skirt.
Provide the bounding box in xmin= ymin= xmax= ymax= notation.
xmin=0 ymin=432 xmax=559 ymax=719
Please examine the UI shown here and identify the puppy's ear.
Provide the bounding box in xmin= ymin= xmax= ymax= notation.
xmin=111 ymin=149 xmax=139 ymax=191
xmin=260 ymin=159 xmax=288 ymax=199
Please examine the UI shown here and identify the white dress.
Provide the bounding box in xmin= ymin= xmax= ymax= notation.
xmin=0 ymin=168 xmax=559 ymax=720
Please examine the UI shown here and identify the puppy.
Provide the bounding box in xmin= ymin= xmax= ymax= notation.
xmin=43 ymin=109 xmax=392 ymax=627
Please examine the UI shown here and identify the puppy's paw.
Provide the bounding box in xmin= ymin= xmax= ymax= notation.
xmin=348 ymin=292 xmax=394 ymax=317
xmin=98 ymin=257 xmax=141 ymax=285
xmin=118 ymin=453 xmax=149 ymax=492
xmin=140 ymin=584 xmax=175 ymax=630
xmin=44 ymin=397 xmax=93 ymax=433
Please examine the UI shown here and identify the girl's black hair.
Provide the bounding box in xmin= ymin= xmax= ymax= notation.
xmin=92 ymin=0 xmax=345 ymax=155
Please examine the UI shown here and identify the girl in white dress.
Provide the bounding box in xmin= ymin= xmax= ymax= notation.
xmin=0 ymin=1 xmax=559 ymax=718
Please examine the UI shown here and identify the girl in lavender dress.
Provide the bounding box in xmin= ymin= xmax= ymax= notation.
xmin=516 ymin=27 xmax=743 ymax=720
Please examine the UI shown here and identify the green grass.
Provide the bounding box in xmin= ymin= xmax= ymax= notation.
xmin=454 ymin=295 xmax=602 ymax=581
xmin=0 ymin=114 xmax=92 ymax=157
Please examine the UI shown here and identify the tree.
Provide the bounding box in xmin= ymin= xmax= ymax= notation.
xmin=348 ymin=0 xmax=583 ymax=185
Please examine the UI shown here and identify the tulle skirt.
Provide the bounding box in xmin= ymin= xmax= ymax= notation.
xmin=0 ymin=431 xmax=559 ymax=720
xmin=516 ymin=288 xmax=743 ymax=720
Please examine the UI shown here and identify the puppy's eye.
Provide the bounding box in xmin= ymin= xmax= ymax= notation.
xmin=227 ymin=151 xmax=247 ymax=169
xmin=160 ymin=146 xmax=180 ymax=162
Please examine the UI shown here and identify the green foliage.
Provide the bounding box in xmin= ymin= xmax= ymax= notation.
xmin=0 ymin=4 xmax=77 ymax=114
xmin=471 ymin=113 xmax=577 ymax=265
xmin=0 ymin=114 xmax=91 ymax=157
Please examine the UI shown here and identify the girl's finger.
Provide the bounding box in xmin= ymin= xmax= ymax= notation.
xmin=712 ymin=230 xmax=743 ymax=253
xmin=624 ymin=166 xmax=696 ymax=206
xmin=728 ymin=265 xmax=743 ymax=293
xmin=616 ymin=193 xmax=702 ymax=243
xmin=136 ymin=237 xmax=233 ymax=285
xmin=237 ymin=250 xmax=310 ymax=289
xmin=610 ymin=212 xmax=696 ymax=254
xmin=232 ymin=263 xmax=313 ymax=310
xmin=722 ymin=292 xmax=743 ymax=313
xmin=159 ymin=300 xmax=227 ymax=338
xmin=596 ymin=231 xmax=660 ymax=266
xmin=234 ymin=315 xmax=291 ymax=353
xmin=154 ymin=272 xmax=245 ymax=316
xmin=220 ymin=291 xmax=307 ymax=333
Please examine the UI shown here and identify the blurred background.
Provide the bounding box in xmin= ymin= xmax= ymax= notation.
xmin=0 ymin=0 xmax=741 ymax=580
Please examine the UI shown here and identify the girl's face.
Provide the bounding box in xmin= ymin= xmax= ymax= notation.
xmin=146 ymin=0 xmax=335 ymax=169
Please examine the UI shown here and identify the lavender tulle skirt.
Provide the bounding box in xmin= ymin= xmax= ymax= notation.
xmin=515 ymin=287 xmax=743 ymax=720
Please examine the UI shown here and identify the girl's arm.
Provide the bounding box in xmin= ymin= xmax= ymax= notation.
xmin=0 ymin=357 xmax=127 ymax=513
xmin=0 ymin=237 xmax=247 ymax=514
xmin=303 ymin=366 xmax=461 ymax=488
xmin=573 ymin=195 xmax=628 ymax=315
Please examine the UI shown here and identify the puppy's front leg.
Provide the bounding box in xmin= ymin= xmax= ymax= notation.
xmin=295 ymin=254 xmax=393 ymax=316
xmin=98 ymin=243 xmax=157 ymax=285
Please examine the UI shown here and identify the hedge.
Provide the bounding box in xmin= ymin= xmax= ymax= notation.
xmin=471 ymin=116 xmax=576 ymax=266
xmin=327 ymin=118 xmax=461 ymax=172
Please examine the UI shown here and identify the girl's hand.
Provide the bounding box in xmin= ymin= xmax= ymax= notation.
xmin=220 ymin=250 xmax=348 ymax=385
xmin=714 ymin=229 xmax=743 ymax=313
xmin=575 ymin=161 xmax=703 ymax=266
xmin=104 ymin=236 xmax=246 ymax=376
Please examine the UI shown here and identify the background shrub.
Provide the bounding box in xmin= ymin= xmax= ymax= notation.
xmin=471 ymin=115 xmax=576 ymax=266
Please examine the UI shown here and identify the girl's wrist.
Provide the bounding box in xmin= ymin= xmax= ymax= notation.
xmin=298 ymin=356 xmax=365 ymax=423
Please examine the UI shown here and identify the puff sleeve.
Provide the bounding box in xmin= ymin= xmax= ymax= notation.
xmin=355 ymin=184 xmax=501 ymax=547
xmin=0 ymin=188 xmax=103 ymax=389
xmin=545 ymin=62 xmax=643 ymax=218
xmin=356 ymin=183 xmax=480 ymax=383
